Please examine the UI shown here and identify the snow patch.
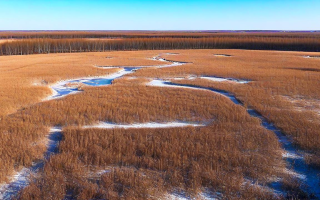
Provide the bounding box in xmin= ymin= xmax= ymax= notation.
xmin=303 ymin=56 xmax=320 ymax=59
xmin=282 ymin=152 xmax=303 ymax=159
xmin=201 ymin=76 xmax=250 ymax=84
xmin=147 ymin=80 xmax=204 ymax=91
xmin=0 ymin=167 xmax=35 ymax=200
xmin=0 ymin=127 xmax=62 ymax=199
xmin=164 ymin=191 xmax=220 ymax=200
xmin=83 ymin=122 xmax=204 ymax=129
xmin=214 ymin=54 xmax=232 ymax=57
xmin=44 ymin=69 xmax=132 ymax=101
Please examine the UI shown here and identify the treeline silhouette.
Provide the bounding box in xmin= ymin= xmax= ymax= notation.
xmin=1 ymin=31 xmax=319 ymax=39
xmin=1 ymin=32 xmax=320 ymax=55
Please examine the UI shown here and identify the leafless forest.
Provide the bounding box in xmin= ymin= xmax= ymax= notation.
xmin=1 ymin=31 xmax=320 ymax=55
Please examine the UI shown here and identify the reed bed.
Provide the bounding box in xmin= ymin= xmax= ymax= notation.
xmin=0 ymin=49 xmax=319 ymax=199
xmin=1 ymin=83 xmax=285 ymax=198
xmin=0 ymin=51 xmax=165 ymax=116
xmin=153 ymin=49 xmax=320 ymax=166
xmin=18 ymin=123 xmax=282 ymax=199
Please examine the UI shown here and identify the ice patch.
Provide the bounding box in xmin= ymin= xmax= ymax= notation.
xmin=164 ymin=191 xmax=220 ymax=200
xmin=147 ymin=80 xmax=205 ymax=91
xmin=303 ymin=55 xmax=320 ymax=59
xmin=83 ymin=122 xmax=204 ymax=129
xmin=282 ymin=152 xmax=303 ymax=159
xmin=284 ymin=169 xmax=307 ymax=180
xmin=44 ymin=69 xmax=133 ymax=100
xmin=214 ymin=54 xmax=232 ymax=57
xmin=0 ymin=127 xmax=62 ymax=200
xmin=147 ymin=81 xmax=320 ymax=198
xmin=0 ymin=167 xmax=35 ymax=200
xmin=201 ymin=76 xmax=250 ymax=84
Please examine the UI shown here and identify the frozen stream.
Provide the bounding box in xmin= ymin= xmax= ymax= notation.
xmin=0 ymin=127 xmax=62 ymax=200
xmin=2 ymin=54 xmax=320 ymax=199
xmin=83 ymin=122 xmax=204 ymax=129
xmin=148 ymin=80 xmax=320 ymax=199
xmin=0 ymin=55 xmax=193 ymax=199
xmin=46 ymin=54 xmax=186 ymax=100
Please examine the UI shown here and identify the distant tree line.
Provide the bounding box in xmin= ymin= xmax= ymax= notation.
xmin=0 ymin=34 xmax=320 ymax=56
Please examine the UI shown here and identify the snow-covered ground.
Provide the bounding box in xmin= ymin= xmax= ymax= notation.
xmin=97 ymin=54 xmax=185 ymax=69
xmin=163 ymin=190 xmax=221 ymax=200
xmin=83 ymin=121 xmax=204 ymax=129
xmin=201 ymin=76 xmax=250 ymax=84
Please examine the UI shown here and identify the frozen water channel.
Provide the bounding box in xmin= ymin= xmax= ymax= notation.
xmin=46 ymin=54 xmax=187 ymax=100
xmin=83 ymin=122 xmax=204 ymax=129
xmin=47 ymin=68 xmax=134 ymax=100
xmin=0 ymin=127 xmax=62 ymax=200
xmin=148 ymin=80 xmax=320 ymax=199
xmin=2 ymin=53 xmax=320 ymax=199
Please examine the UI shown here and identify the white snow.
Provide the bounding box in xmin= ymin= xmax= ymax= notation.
xmin=83 ymin=122 xmax=204 ymax=129
xmin=201 ymin=77 xmax=250 ymax=84
xmin=164 ymin=191 xmax=219 ymax=200
xmin=282 ymin=152 xmax=303 ymax=159
xmin=44 ymin=69 xmax=132 ymax=101
xmin=242 ymin=179 xmax=284 ymax=197
xmin=0 ymin=127 xmax=62 ymax=199
xmin=0 ymin=168 xmax=32 ymax=200
xmin=303 ymin=55 xmax=320 ymax=59
xmin=147 ymin=80 xmax=204 ymax=91
xmin=94 ymin=66 xmax=120 ymax=69
xmin=283 ymin=169 xmax=306 ymax=180
xmin=214 ymin=54 xmax=232 ymax=57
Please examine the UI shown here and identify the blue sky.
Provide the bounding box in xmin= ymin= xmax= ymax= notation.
xmin=0 ymin=0 xmax=319 ymax=30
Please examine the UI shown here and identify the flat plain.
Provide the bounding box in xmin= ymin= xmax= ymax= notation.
xmin=0 ymin=32 xmax=320 ymax=199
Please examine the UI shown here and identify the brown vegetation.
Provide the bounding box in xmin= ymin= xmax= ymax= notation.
xmin=1 ymin=82 xmax=284 ymax=198
xmin=1 ymin=31 xmax=320 ymax=55
xmin=19 ymin=122 xmax=282 ymax=199
xmin=1 ymin=48 xmax=320 ymax=199
xmin=151 ymin=49 xmax=320 ymax=165
xmin=0 ymin=51 xmax=165 ymax=116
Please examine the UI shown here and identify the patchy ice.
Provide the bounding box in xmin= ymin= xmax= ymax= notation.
xmin=149 ymin=81 xmax=320 ymax=198
xmin=45 ymin=55 xmax=187 ymax=101
xmin=201 ymin=76 xmax=250 ymax=84
xmin=45 ymin=69 xmax=133 ymax=100
xmin=0 ymin=127 xmax=62 ymax=200
xmin=83 ymin=122 xmax=204 ymax=129
xmin=164 ymin=190 xmax=221 ymax=200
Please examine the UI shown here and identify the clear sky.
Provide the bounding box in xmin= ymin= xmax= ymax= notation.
xmin=0 ymin=0 xmax=319 ymax=30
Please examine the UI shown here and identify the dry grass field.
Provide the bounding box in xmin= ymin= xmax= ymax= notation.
xmin=0 ymin=48 xmax=319 ymax=199
xmin=0 ymin=51 xmax=165 ymax=116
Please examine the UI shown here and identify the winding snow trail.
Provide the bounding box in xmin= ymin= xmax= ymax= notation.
xmin=3 ymin=53 xmax=320 ymax=199
xmin=0 ymin=127 xmax=62 ymax=200
xmin=200 ymin=76 xmax=250 ymax=84
xmin=45 ymin=54 xmax=187 ymax=100
xmin=83 ymin=122 xmax=204 ymax=129
xmin=148 ymin=80 xmax=320 ymax=199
